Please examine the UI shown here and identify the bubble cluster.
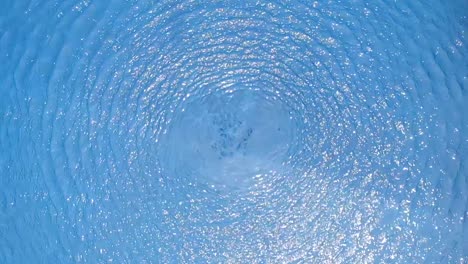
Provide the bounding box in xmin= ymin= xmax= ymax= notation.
xmin=0 ymin=0 xmax=466 ymax=263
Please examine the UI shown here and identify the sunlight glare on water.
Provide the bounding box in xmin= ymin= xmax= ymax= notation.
xmin=0 ymin=0 xmax=466 ymax=263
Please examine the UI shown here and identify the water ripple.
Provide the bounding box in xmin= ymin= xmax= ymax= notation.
xmin=0 ymin=0 xmax=466 ymax=263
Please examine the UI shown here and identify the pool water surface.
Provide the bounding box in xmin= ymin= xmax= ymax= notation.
xmin=0 ymin=0 xmax=467 ymax=263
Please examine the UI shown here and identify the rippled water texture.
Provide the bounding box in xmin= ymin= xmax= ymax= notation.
xmin=1 ymin=0 xmax=467 ymax=263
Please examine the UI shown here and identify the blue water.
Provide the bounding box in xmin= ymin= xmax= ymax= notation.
xmin=0 ymin=0 xmax=467 ymax=263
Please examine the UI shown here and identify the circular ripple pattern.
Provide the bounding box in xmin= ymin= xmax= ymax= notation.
xmin=0 ymin=0 xmax=466 ymax=263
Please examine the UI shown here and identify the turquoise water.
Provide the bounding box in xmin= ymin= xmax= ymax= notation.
xmin=0 ymin=0 xmax=467 ymax=263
